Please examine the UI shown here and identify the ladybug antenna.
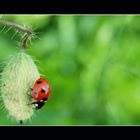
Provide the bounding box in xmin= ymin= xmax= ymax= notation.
xmin=20 ymin=120 xmax=23 ymax=124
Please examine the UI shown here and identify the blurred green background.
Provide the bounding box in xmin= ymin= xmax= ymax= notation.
xmin=0 ymin=15 xmax=140 ymax=125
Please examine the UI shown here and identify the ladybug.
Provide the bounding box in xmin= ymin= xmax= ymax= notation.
xmin=31 ymin=77 xmax=51 ymax=110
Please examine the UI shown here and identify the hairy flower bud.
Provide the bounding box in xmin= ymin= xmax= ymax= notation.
xmin=1 ymin=51 xmax=40 ymax=122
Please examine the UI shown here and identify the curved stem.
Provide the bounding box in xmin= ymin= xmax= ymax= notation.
xmin=0 ymin=19 xmax=32 ymax=34
xmin=0 ymin=18 xmax=34 ymax=49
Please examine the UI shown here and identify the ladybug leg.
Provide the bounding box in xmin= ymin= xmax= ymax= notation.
xmin=32 ymin=102 xmax=39 ymax=110
xmin=26 ymin=87 xmax=33 ymax=99
xmin=31 ymin=101 xmax=38 ymax=110
xmin=27 ymin=94 xmax=32 ymax=99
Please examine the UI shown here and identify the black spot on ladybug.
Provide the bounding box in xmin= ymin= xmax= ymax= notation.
xmin=41 ymin=89 xmax=46 ymax=93
xmin=37 ymin=81 xmax=42 ymax=84
xmin=34 ymin=91 xmax=38 ymax=95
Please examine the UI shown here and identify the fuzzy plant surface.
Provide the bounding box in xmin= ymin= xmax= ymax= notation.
xmin=0 ymin=50 xmax=40 ymax=122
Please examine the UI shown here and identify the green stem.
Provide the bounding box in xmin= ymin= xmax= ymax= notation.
xmin=0 ymin=19 xmax=33 ymax=49
xmin=0 ymin=19 xmax=32 ymax=34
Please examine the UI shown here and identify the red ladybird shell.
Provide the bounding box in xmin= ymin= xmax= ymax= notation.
xmin=32 ymin=78 xmax=51 ymax=101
